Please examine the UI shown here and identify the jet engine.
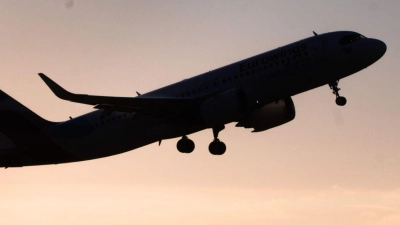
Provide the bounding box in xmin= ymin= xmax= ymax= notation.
xmin=200 ymin=89 xmax=295 ymax=132
xmin=248 ymin=97 xmax=295 ymax=132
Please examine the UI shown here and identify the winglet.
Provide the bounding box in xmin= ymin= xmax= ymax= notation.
xmin=38 ymin=73 xmax=75 ymax=100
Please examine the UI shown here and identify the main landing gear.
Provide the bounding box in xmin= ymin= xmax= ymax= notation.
xmin=208 ymin=125 xmax=226 ymax=155
xmin=329 ymin=80 xmax=347 ymax=106
xmin=176 ymin=125 xmax=227 ymax=155
xmin=177 ymin=136 xmax=195 ymax=153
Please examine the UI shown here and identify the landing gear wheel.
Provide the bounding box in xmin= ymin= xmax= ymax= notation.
xmin=335 ymin=96 xmax=347 ymax=106
xmin=329 ymin=80 xmax=347 ymax=106
xmin=209 ymin=140 xmax=226 ymax=155
xmin=177 ymin=136 xmax=195 ymax=153
xmin=208 ymin=126 xmax=226 ymax=155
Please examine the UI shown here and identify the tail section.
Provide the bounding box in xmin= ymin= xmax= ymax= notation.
xmin=0 ymin=90 xmax=57 ymax=131
xmin=0 ymin=90 xmax=76 ymax=167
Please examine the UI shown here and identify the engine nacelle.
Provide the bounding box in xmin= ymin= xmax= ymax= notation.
xmin=249 ymin=97 xmax=295 ymax=132
xmin=200 ymin=88 xmax=295 ymax=131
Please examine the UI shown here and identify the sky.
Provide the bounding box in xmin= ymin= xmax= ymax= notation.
xmin=1 ymin=0 xmax=400 ymax=224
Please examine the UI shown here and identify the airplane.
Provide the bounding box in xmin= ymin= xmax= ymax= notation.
xmin=0 ymin=31 xmax=386 ymax=168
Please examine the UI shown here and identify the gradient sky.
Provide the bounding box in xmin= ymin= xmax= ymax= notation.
xmin=1 ymin=0 xmax=400 ymax=224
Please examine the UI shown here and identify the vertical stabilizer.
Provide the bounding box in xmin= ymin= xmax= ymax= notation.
xmin=0 ymin=90 xmax=75 ymax=167
xmin=0 ymin=90 xmax=58 ymax=132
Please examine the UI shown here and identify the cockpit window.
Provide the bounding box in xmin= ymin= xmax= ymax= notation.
xmin=339 ymin=34 xmax=366 ymax=45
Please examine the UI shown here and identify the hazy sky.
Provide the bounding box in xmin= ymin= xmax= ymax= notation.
xmin=1 ymin=0 xmax=400 ymax=224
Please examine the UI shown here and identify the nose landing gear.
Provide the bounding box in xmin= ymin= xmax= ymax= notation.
xmin=335 ymin=96 xmax=347 ymax=106
xmin=329 ymin=80 xmax=347 ymax=106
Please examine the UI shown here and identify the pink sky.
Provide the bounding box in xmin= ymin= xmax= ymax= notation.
xmin=1 ymin=1 xmax=400 ymax=224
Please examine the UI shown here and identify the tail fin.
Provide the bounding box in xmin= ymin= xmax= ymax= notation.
xmin=0 ymin=90 xmax=74 ymax=167
xmin=0 ymin=90 xmax=57 ymax=132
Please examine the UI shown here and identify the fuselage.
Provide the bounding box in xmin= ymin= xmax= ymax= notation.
xmin=2 ymin=31 xmax=387 ymax=166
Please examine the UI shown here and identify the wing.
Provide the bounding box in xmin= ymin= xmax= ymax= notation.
xmin=0 ymin=132 xmax=16 ymax=150
xmin=38 ymin=73 xmax=197 ymax=112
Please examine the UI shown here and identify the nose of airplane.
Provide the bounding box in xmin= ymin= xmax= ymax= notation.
xmin=372 ymin=39 xmax=387 ymax=58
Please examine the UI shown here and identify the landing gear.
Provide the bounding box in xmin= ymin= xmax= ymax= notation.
xmin=176 ymin=126 xmax=227 ymax=155
xmin=335 ymin=96 xmax=347 ymax=106
xmin=209 ymin=140 xmax=226 ymax=155
xmin=329 ymin=80 xmax=347 ymax=106
xmin=209 ymin=125 xmax=226 ymax=155
xmin=177 ymin=136 xmax=195 ymax=153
